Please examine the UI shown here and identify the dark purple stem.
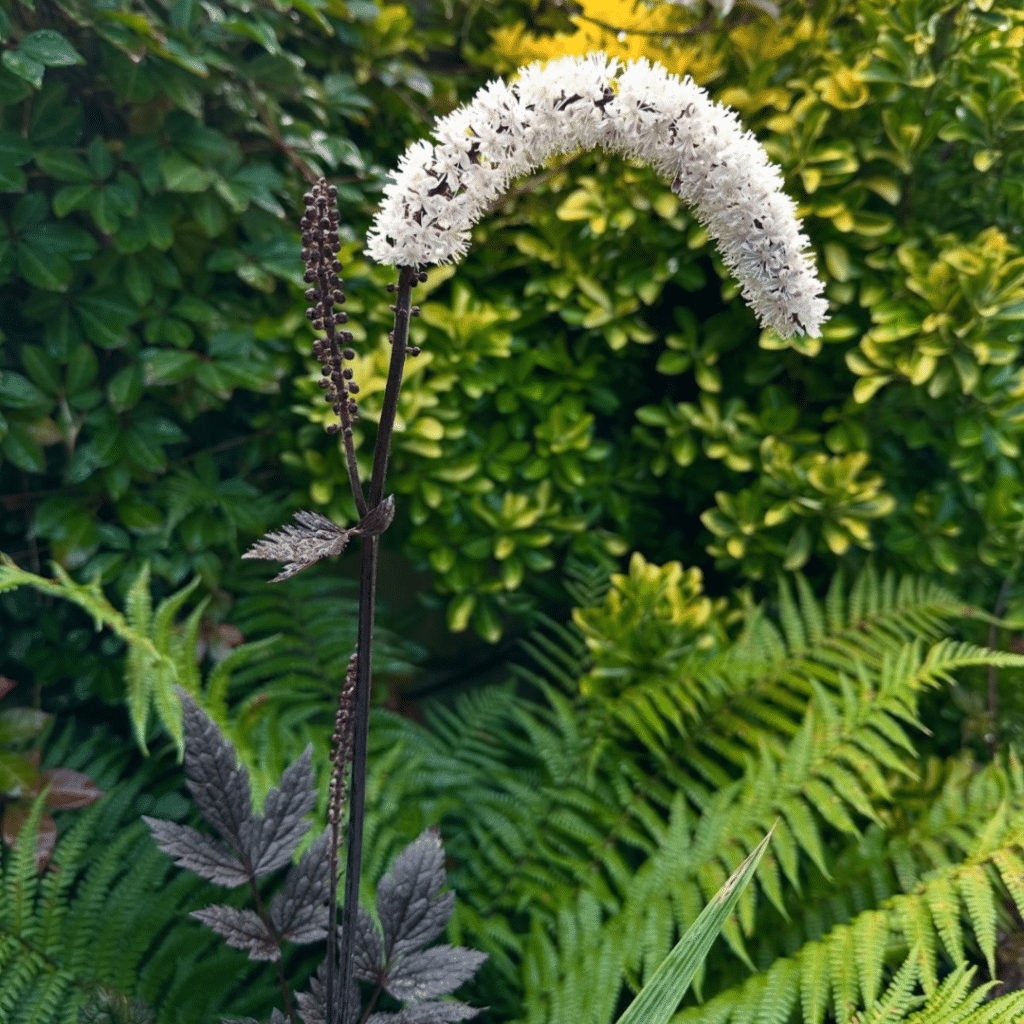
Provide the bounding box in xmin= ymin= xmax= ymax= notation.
xmin=330 ymin=265 xmax=416 ymax=1024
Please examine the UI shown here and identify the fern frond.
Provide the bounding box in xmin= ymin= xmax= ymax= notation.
xmin=373 ymin=559 xmax=1024 ymax=1024
xmin=561 ymin=550 xmax=615 ymax=611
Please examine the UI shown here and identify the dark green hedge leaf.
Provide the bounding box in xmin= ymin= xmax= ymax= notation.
xmin=143 ymin=349 xmax=201 ymax=384
xmin=66 ymin=442 xmax=103 ymax=483
xmin=169 ymin=0 xmax=197 ymax=32
xmin=33 ymin=496 xmax=82 ymax=538
xmin=113 ymin=202 xmax=174 ymax=252
xmin=16 ymin=240 xmax=71 ymax=290
xmin=2 ymin=422 xmax=45 ymax=472
xmin=322 ymin=72 xmax=374 ymax=119
xmin=0 ymin=163 xmax=25 ymax=190
xmin=26 ymin=219 xmax=98 ymax=258
xmin=123 ymin=426 xmax=168 ymax=472
xmin=65 ymin=344 xmax=98 ymax=394
xmin=116 ymin=495 xmax=165 ymax=533
xmin=225 ymin=164 xmax=284 ymax=216
xmin=158 ymin=70 xmax=203 ymax=118
xmin=13 ymin=191 xmax=47 ymax=231
xmin=0 ymin=129 xmax=31 ymax=189
xmin=136 ymin=413 xmax=187 ymax=442
xmin=20 ymin=345 xmax=60 ymax=395
xmin=76 ymin=292 xmax=137 ymax=348
xmin=86 ymin=135 xmax=113 ymax=179
xmin=155 ymin=38 xmax=207 ymax=77
xmin=192 ymin=190 xmax=226 ymax=235
xmin=53 ymin=183 xmax=95 ymax=217
xmin=0 ymin=67 xmax=32 ymax=105
xmin=123 ymin=260 xmax=153 ymax=307
xmin=107 ymin=364 xmax=144 ymax=411
xmin=171 ymin=295 xmax=215 ymax=323
xmin=34 ymin=499 xmax=99 ymax=549
xmin=166 ymin=115 xmax=236 ymax=165
xmin=19 ymin=30 xmax=85 ymax=67
xmin=0 ymin=371 xmax=47 ymax=409
xmin=42 ymin=306 xmax=81 ymax=358
xmin=88 ymin=187 xmax=124 ymax=232
xmin=1 ymin=50 xmax=44 ymax=88
xmin=28 ymin=84 xmax=82 ymax=147
xmin=161 ymin=151 xmax=214 ymax=192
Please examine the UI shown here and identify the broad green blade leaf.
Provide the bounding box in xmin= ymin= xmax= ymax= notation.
xmin=614 ymin=827 xmax=774 ymax=1024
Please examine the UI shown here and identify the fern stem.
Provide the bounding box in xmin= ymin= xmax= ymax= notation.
xmin=331 ymin=265 xmax=416 ymax=1024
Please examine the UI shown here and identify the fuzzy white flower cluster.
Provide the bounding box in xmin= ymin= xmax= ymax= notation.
xmin=366 ymin=53 xmax=828 ymax=338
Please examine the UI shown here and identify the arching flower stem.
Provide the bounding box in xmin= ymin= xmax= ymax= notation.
xmin=367 ymin=52 xmax=828 ymax=339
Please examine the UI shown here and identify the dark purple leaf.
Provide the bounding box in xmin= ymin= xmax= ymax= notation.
xmin=221 ymin=1012 xmax=288 ymax=1024
xmin=240 ymin=743 xmax=316 ymax=877
xmin=354 ymin=904 xmax=384 ymax=981
xmin=242 ymin=511 xmax=353 ymax=582
xmin=143 ymin=816 xmax=250 ymax=886
xmin=366 ymin=1002 xmax=484 ymax=1024
xmin=377 ymin=827 xmax=453 ymax=960
xmin=177 ymin=687 xmax=253 ymax=850
xmin=384 ymin=946 xmax=488 ymax=1003
xmin=271 ymin=828 xmax=331 ymax=943
xmin=296 ymin=952 xmax=360 ymax=1024
xmin=190 ymin=904 xmax=279 ymax=961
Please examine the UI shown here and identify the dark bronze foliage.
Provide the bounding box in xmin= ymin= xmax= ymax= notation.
xmin=143 ymin=687 xmax=485 ymax=1024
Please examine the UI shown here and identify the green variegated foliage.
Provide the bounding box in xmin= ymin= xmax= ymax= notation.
xmin=276 ymin=0 xmax=1024 ymax=643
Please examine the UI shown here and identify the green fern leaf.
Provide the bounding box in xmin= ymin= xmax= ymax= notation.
xmin=955 ymin=864 xmax=996 ymax=977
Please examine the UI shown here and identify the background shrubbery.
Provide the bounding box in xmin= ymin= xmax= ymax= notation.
xmin=3 ymin=0 xmax=1024 ymax=1022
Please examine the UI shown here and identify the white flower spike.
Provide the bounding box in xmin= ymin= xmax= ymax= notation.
xmin=366 ymin=52 xmax=829 ymax=339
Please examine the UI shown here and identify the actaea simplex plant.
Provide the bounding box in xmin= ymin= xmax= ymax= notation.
xmin=143 ymin=52 xmax=826 ymax=1024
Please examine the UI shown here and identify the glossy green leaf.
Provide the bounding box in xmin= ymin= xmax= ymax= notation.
xmin=1 ymin=50 xmax=44 ymax=88
xmin=1 ymin=422 xmax=46 ymax=472
xmin=65 ymin=344 xmax=98 ymax=394
xmin=143 ymin=349 xmax=201 ymax=385
xmin=76 ymin=292 xmax=136 ymax=348
xmin=18 ymin=240 xmax=71 ymax=290
xmin=53 ymin=183 xmax=95 ymax=217
xmin=19 ymin=30 xmax=85 ymax=67
xmin=19 ymin=345 xmax=60 ymax=394
xmin=86 ymin=135 xmax=113 ymax=179
xmin=0 ymin=128 xmax=31 ymax=182
xmin=0 ymin=370 xmax=47 ymax=409
xmin=160 ymin=152 xmax=214 ymax=192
